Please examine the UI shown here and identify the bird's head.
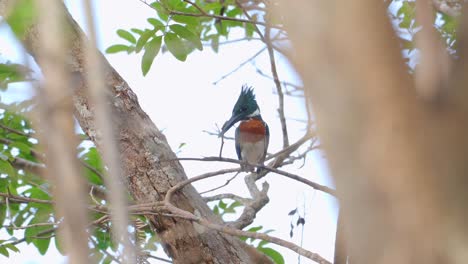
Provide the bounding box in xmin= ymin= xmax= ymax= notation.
xmin=221 ymin=85 xmax=260 ymax=135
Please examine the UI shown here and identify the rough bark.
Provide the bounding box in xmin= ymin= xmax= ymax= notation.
xmin=0 ymin=1 xmax=271 ymax=263
xmin=276 ymin=0 xmax=468 ymax=263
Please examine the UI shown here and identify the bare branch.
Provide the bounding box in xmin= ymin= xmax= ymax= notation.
xmin=164 ymin=168 xmax=240 ymax=203
xmin=175 ymin=157 xmax=336 ymax=196
xmin=203 ymin=193 xmax=250 ymax=204
xmin=2 ymin=222 xmax=57 ymax=230
xmin=0 ymin=123 xmax=31 ymax=137
xmin=0 ymin=192 xmax=53 ymax=204
xmin=200 ymin=172 xmax=241 ymax=194
xmin=198 ymin=218 xmax=331 ymax=264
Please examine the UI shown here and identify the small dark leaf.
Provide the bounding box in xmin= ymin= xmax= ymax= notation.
xmin=287 ymin=208 xmax=297 ymax=216
xmin=296 ymin=217 xmax=305 ymax=226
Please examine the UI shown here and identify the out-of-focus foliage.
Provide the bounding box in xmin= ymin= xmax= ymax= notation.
xmin=389 ymin=0 xmax=460 ymax=68
xmin=0 ymin=63 xmax=32 ymax=90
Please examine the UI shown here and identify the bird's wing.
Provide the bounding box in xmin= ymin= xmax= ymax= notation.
xmin=262 ymin=121 xmax=270 ymax=164
xmin=235 ymin=125 xmax=242 ymax=160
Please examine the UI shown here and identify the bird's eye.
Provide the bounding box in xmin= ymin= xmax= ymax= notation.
xmin=241 ymin=107 xmax=247 ymax=112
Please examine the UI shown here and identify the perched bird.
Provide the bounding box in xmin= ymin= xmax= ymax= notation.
xmin=221 ymin=86 xmax=269 ymax=172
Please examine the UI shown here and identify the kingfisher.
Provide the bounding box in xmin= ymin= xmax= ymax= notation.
xmin=221 ymin=86 xmax=269 ymax=172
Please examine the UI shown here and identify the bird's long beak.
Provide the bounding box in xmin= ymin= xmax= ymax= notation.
xmin=221 ymin=113 xmax=242 ymax=135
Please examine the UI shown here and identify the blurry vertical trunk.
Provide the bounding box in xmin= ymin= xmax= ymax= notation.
xmin=275 ymin=0 xmax=468 ymax=263
xmin=34 ymin=0 xmax=89 ymax=262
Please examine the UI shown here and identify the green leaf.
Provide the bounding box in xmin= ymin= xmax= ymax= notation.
xmin=170 ymin=24 xmax=203 ymax=51
xmin=151 ymin=2 xmax=169 ymax=21
xmin=6 ymin=0 xmax=38 ymax=38
xmin=23 ymin=187 xmax=51 ymax=209
xmin=9 ymin=141 xmax=31 ymax=155
xmin=172 ymin=15 xmax=199 ymax=26
xmin=24 ymin=212 xmax=52 ymax=247
xmin=211 ymin=35 xmax=219 ymax=53
xmin=4 ymin=243 xmax=19 ymax=253
xmin=105 ymin=44 xmax=129 ymax=54
xmin=164 ymin=33 xmax=187 ymax=61
xmin=35 ymin=236 xmax=51 ymax=255
xmin=258 ymin=247 xmax=285 ymax=264
xmin=441 ymin=13 xmax=459 ymax=35
xmin=247 ymin=226 xmax=263 ymax=233
xmin=117 ymin=29 xmax=136 ymax=44
xmin=82 ymin=147 xmax=104 ymax=185
xmin=95 ymin=229 xmax=111 ymax=250
xmin=0 ymin=245 xmax=9 ymax=257
xmin=103 ymin=255 xmax=113 ymax=264
xmin=0 ymin=159 xmax=15 ymax=177
xmin=136 ymin=30 xmax=157 ymax=53
xmin=141 ymin=36 xmax=163 ymax=76
xmin=0 ymin=199 xmax=6 ymax=226
xmin=147 ymin=18 xmax=165 ymax=29
xmin=218 ymin=199 xmax=227 ymax=210
xmin=213 ymin=205 xmax=220 ymax=215
xmin=54 ymin=235 xmax=65 ymax=255
xmin=257 ymin=240 xmax=269 ymax=248
xmin=131 ymin=28 xmax=145 ymax=35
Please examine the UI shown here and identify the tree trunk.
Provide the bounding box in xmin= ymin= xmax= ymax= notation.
xmin=276 ymin=0 xmax=468 ymax=263
xmin=0 ymin=1 xmax=270 ymax=263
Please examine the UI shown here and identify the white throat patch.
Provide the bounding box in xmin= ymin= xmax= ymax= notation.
xmin=247 ymin=108 xmax=260 ymax=117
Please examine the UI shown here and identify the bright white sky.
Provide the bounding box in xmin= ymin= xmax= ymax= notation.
xmin=0 ymin=0 xmax=338 ymax=263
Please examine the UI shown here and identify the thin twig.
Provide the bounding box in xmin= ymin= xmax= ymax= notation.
xmin=7 ymin=227 xmax=57 ymax=246
xmin=136 ymin=0 xmax=283 ymax=29
xmin=203 ymin=193 xmax=250 ymax=204
xmin=0 ymin=192 xmax=53 ymax=204
xmin=0 ymin=123 xmax=31 ymax=137
xmin=2 ymin=222 xmax=57 ymax=230
xmin=90 ymin=237 xmax=122 ymax=264
xmin=200 ymin=172 xmax=241 ymax=194
xmin=146 ymin=254 xmax=173 ymax=263
xmin=198 ymin=218 xmax=331 ymax=264
xmin=173 ymin=157 xmax=336 ymax=196
xmin=164 ymin=168 xmax=240 ymax=203
xmin=182 ymin=0 xmax=208 ymax=15
xmin=213 ymin=47 xmax=267 ymax=85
